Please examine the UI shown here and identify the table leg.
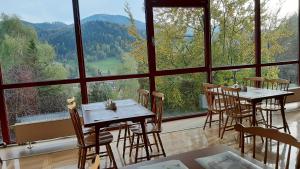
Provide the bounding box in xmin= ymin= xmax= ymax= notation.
xmin=251 ymin=100 xmax=257 ymax=126
xmin=140 ymin=119 xmax=150 ymax=160
xmin=279 ymin=97 xmax=290 ymax=134
xmin=95 ymin=125 xmax=100 ymax=154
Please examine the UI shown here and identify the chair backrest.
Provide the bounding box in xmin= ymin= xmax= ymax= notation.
xmin=235 ymin=124 xmax=300 ymax=169
xmin=152 ymin=91 xmax=164 ymax=131
xmin=137 ymin=89 xmax=150 ymax=108
xmin=67 ymin=101 xmax=85 ymax=146
xmin=203 ymin=83 xmax=223 ymax=112
xmin=221 ymin=86 xmax=242 ymax=116
xmin=90 ymin=155 xmax=100 ymax=169
xmin=243 ymin=77 xmax=265 ymax=88
xmin=264 ymin=79 xmax=290 ymax=105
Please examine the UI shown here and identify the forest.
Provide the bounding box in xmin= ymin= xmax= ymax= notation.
xmin=0 ymin=0 xmax=298 ymax=135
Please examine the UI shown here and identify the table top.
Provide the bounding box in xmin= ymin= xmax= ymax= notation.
xmin=120 ymin=145 xmax=270 ymax=169
xmin=212 ymin=86 xmax=294 ymax=101
xmin=82 ymin=99 xmax=155 ymax=127
xmin=238 ymin=87 xmax=294 ymax=100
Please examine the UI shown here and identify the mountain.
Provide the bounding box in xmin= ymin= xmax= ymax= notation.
xmin=23 ymin=21 xmax=68 ymax=31
xmin=81 ymin=14 xmax=145 ymax=30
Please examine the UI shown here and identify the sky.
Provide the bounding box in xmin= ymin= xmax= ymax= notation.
xmin=0 ymin=0 xmax=145 ymax=24
xmin=0 ymin=0 xmax=297 ymax=24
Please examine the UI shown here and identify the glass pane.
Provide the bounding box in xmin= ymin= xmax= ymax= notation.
xmin=262 ymin=64 xmax=299 ymax=87
xmin=79 ymin=0 xmax=148 ymax=77
xmin=211 ymin=0 xmax=255 ymax=67
xmin=261 ymin=0 xmax=298 ymax=63
xmin=88 ymin=78 xmax=149 ymax=103
xmin=212 ymin=68 xmax=255 ymax=86
xmin=4 ymin=84 xmax=81 ymax=141
xmin=153 ymin=8 xmax=205 ymax=70
xmin=0 ymin=1 xmax=79 ymax=84
xmin=155 ymin=73 xmax=207 ymax=117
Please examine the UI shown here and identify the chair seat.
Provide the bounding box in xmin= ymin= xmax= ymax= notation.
xmin=258 ymin=104 xmax=282 ymax=111
xmin=83 ymin=131 xmax=113 ymax=147
xmin=229 ymin=109 xmax=252 ymax=118
xmin=130 ymin=123 xmax=160 ymax=134
xmin=82 ymin=127 xmax=94 ymax=134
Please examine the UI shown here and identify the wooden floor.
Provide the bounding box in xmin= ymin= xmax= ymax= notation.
xmin=1 ymin=104 xmax=300 ymax=169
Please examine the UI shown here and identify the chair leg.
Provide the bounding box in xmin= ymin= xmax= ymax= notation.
xmin=221 ymin=116 xmax=229 ymax=139
xmin=129 ymin=134 xmax=135 ymax=157
xmin=117 ymin=125 xmax=122 ymax=147
xmin=218 ymin=112 xmax=222 ymax=137
xmin=122 ymin=124 xmax=128 ymax=158
xmin=107 ymin=144 xmax=117 ymax=169
xmin=146 ymin=136 xmax=153 ymax=152
xmin=153 ymin=133 xmax=160 ymax=152
xmin=135 ymin=135 xmax=140 ymax=163
xmin=77 ymin=148 xmax=82 ymax=169
xmin=157 ymin=133 xmax=166 ymax=157
xmin=203 ymin=111 xmax=211 ymax=130
xmin=209 ymin=111 xmax=213 ymax=128
xmin=81 ymin=148 xmax=87 ymax=169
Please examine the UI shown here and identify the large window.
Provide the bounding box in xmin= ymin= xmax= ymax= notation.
xmin=262 ymin=64 xmax=299 ymax=87
xmin=0 ymin=0 xmax=79 ymax=84
xmin=79 ymin=0 xmax=148 ymax=77
xmin=211 ymin=0 xmax=255 ymax=67
xmin=261 ymin=0 xmax=299 ymax=63
xmin=156 ymin=73 xmax=207 ymax=117
xmin=4 ymin=84 xmax=81 ymax=141
xmin=153 ymin=7 xmax=205 ymax=70
xmin=212 ymin=69 xmax=256 ymax=85
xmin=88 ymin=78 xmax=149 ymax=103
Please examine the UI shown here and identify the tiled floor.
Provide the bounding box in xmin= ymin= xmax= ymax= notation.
xmin=1 ymin=106 xmax=300 ymax=169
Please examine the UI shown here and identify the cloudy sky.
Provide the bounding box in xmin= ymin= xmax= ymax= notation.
xmin=0 ymin=0 xmax=145 ymax=24
xmin=0 ymin=0 xmax=297 ymax=24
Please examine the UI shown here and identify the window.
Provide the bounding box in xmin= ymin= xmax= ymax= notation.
xmin=261 ymin=0 xmax=299 ymax=63
xmin=79 ymin=0 xmax=148 ymax=77
xmin=212 ymin=68 xmax=255 ymax=85
xmin=4 ymin=84 xmax=81 ymax=141
xmin=87 ymin=78 xmax=149 ymax=103
xmin=211 ymin=0 xmax=255 ymax=67
xmin=155 ymin=73 xmax=207 ymax=117
xmin=0 ymin=0 xmax=79 ymax=84
xmin=153 ymin=7 xmax=205 ymax=70
xmin=262 ymin=64 xmax=299 ymax=87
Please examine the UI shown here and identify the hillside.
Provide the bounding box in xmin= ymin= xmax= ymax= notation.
xmin=24 ymin=14 xmax=145 ymax=62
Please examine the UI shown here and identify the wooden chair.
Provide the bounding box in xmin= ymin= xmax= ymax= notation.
xmin=243 ymin=77 xmax=265 ymax=88
xmin=202 ymin=83 xmax=225 ymax=137
xmin=220 ymin=86 xmax=253 ymax=139
xmin=242 ymin=77 xmax=266 ymax=125
xmin=90 ymin=155 xmax=100 ymax=169
xmin=258 ymin=79 xmax=290 ymax=133
xmin=129 ymin=91 xmax=166 ymax=163
xmin=235 ymin=124 xmax=300 ymax=169
xmin=116 ymin=89 xmax=150 ymax=158
xmin=67 ymin=102 xmax=117 ymax=169
xmin=67 ymin=97 xmax=95 ymax=135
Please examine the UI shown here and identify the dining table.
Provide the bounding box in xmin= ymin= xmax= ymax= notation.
xmin=211 ymin=86 xmax=293 ymax=133
xmin=81 ymin=99 xmax=155 ymax=161
xmin=120 ymin=145 xmax=271 ymax=169
xmin=237 ymin=87 xmax=294 ymax=133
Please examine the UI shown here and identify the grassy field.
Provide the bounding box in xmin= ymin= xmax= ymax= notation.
xmin=86 ymin=58 xmax=122 ymax=76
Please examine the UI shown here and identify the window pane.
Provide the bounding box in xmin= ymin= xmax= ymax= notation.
xmin=4 ymin=84 xmax=81 ymax=141
xmin=79 ymin=0 xmax=148 ymax=77
xmin=211 ymin=0 xmax=255 ymax=67
xmin=155 ymin=73 xmax=207 ymax=117
xmin=262 ymin=64 xmax=299 ymax=87
xmin=212 ymin=68 xmax=255 ymax=86
xmin=153 ymin=8 xmax=205 ymax=70
xmin=261 ymin=0 xmax=299 ymax=63
xmin=88 ymin=78 xmax=149 ymax=103
xmin=0 ymin=1 xmax=79 ymax=84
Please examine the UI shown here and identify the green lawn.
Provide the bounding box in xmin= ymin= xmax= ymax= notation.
xmin=86 ymin=58 xmax=122 ymax=76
